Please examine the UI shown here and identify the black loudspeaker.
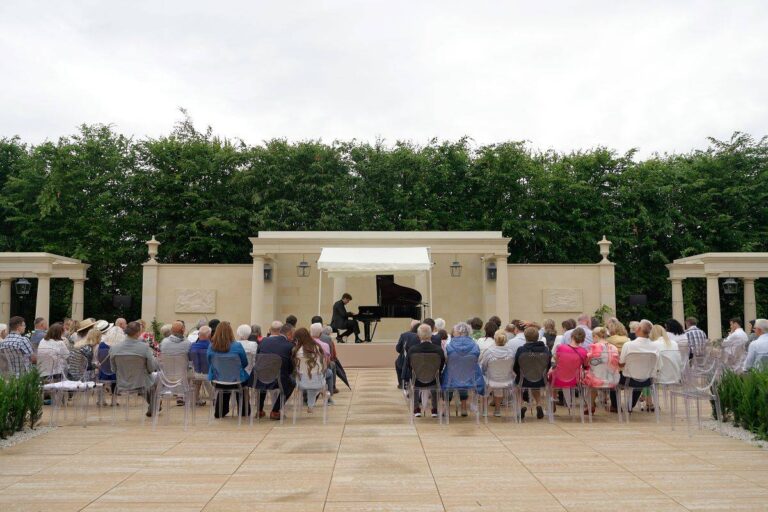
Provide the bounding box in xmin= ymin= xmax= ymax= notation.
xmin=629 ymin=294 xmax=647 ymax=307
xmin=112 ymin=295 xmax=132 ymax=309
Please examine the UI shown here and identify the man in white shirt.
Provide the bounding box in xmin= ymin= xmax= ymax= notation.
xmin=744 ymin=319 xmax=768 ymax=371
xmin=562 ymin=314 xmax=594 ymax=349
xmin=610 ymin=319 xmax=659 ymax=412
xmin=722 ymin=317 xmax=749 ymax=369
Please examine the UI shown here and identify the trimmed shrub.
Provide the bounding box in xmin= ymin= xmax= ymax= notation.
xmin=0 ymin=368 xmax=44 ymax=439
xmin=718 ymin=367 xmax=768 ymax=440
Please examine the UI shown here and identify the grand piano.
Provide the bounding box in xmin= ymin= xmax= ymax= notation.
xmin=354 ymin=275 xmax=423 ymax=342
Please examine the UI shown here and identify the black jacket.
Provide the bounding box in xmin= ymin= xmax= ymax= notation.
xmin=407 ymin=341 xmax=446 ymax=386
xmin=331 ymin=300 xmax=351 ymax=330
xmin=257 ymin=335 xmax=295 ymax=383
xmin=513 ymin=341 xmax=551 ymax=387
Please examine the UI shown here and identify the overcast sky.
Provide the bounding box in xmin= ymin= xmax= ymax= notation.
xmin=1 ymin=1 xmax=766 ymax=157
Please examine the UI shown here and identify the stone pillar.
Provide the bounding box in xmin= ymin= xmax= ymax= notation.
xmin=35 ymin=273 xmax=51 ymax=321
xmin=0 ymin=279 xmax=11 ymax=324
xmin=251 ymin=255 xmax=265 ymax=325
xmin=332 ymin=276 xmax=347 ymax=303
xmin=141 ymin=263 xmax=159 ymax=322
xmin=670 ymin=278 xmax=684 ymax=324
xmin=744 ymin=278 xmax=757 ymax=332
xmin=494 ymin=255 xmax=509 ymax=325
xmin=71 ymin=278 xmax=85 ymax=321
xmin=705 ymin=273 xmax=722 ymax=340
xmin=598 ymin=262 xmax=616 ymax=320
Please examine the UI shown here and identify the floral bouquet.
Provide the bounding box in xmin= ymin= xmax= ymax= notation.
xmin=141 ymin=331 xmax=160 ymax=357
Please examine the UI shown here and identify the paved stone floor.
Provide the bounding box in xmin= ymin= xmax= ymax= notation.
xmin=1 ymin=368 xmax=767 ymax=511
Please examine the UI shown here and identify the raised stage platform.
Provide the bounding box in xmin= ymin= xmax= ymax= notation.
xmin=335 ymin=341 xmax=396 ymax=368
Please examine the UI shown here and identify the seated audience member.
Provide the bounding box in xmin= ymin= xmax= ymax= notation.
xmin=542 ymin=319 xmax=558 ymax=350
xmin=606 ymin=318 xmax=631 ymax=353
xmin=37 ymin=322 xmax=69 ymax=380
xmin=257 ymin=322 xmax=296 ymax=420
xmin=187 ymin=319 xmax=208 ymax=343
xmin=395 ymin=320 xmax=421 ymax=388
xmin=159 ymin=323 xmax=172 ymax=342
xmin=505 ymin=320 xmax=527 ymax=356
xmin=115 ymin=318 xmax=127 ymax=330
xmin=285 ymin=315 xmax=298 ymax=328
xmin=583 ymin=326 xmax=620 ymax=413
xmin=513 ymin=326 xmax=551 ymax=420
xmin=628 ymin=320 xmax=640 ymax=340
xmin=160 ymin=321 xmax=191 ymax=357
xmin=684 ymin=317 xmax=709 ymax=357
xmin=0 ymin=323 xmax=8 ymax=341
xmin=208 ymin=318 xmax=221 ymax=337
xmin=434 ymin=318 xmax=450 ymax=346
xmin=469 ymin=317 xmax=483 ymax=340
xmin=422 ymin=318 xmax=441 ymax=346
xmin=310 ymin=323 xmax=335 ymax=400
xmin=69 ymin=327 xmax=101 ymax=380
xmin=29 ymin=317 xmax=48 ymax=353
xmin=249 ymin=324 xmax=262 ymax=342
xmin=664 ymin=319 xmax=688 ymax=344
xmin=549 ymin=327 xmax=588 ymax=410
xmin=748 ymin=320 xmax=758 ymax=345
xmin=189 ymin=326 xmax=212 ymax=406
xmin=109 ymin=321 xmax=158 ymax=417
xmin=610 ymin=319 xmax=660 ymax=413
xmin=744 ymin=319 xmax=768 ymax=371
xmin=97 ymin=325 xmax=124 ymax=403
xmin=647 ymin=324 xmax=682 ymax=409
xmin=476 ymin=322 xmax=497 ymax=355
xmin=293 ymin=327 xmax=328 ymax=413
xmin=488 ymin=315 xmax=502 ymax=331
xmin=723 ymin=318 xmax=749 ymax=354
xmin=321 ymin=324 xmax=339 ymax=394
xmin=562 ymin=314 xmax=594 ymax=349
xmin=408 ymin=323 xmax=446 ymax=418
xmin=436 ymin=329 xmax=449 ymax=353
xmin=207 ymin=321 xmax=250 ymax=418
xmin=442 ymin=322 xmax=485 ymax=417
xmin=236 ymin=324 xmax=259 ymax=377
xmin=2 ymin=316 xmax=36 ymax=369
xmin=480 ymin=329 xmax=518 ymax=417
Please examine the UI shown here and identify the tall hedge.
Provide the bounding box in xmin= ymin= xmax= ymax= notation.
xmin=1 ymin=117 xmax=767 ymax=326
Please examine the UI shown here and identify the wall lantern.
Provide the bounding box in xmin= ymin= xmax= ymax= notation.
xmin=449 ymin=256 xmax=462 ymax=278
xmin=263 ymin=263 xmax=273 ymax=281
xmin=486 ymin=261 xmax=497 ymax=281
xmin=722 ymin=278 xmax=738 ymax=295
xmin=15 ymin=278 xmax=31 ymax=296
xmin=297 ymin=256 xmax=310 ymax=278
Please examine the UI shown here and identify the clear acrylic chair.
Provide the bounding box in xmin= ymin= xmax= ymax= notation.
xmin=111 ymin=354 xmax=152 ymax=426
xmin=408 ymin=352 xmax=444 ymax=424
xmin=619 ymin=352 xmax=660 ymax=423
xmin=250 ymin=353 xmax=284 ymax=425
xmin=677 ymin=340 xmax=690 ymax=368
xmin=0 ymin=346 xmax=29 ymax=377
xmin=548 ymin=350 xmax=585 ymax=423
xmin=721 ymin=341 xmax=748 ymax=372
xmin=208 ymin=353 xmax=246 ymax=426
xmin=45 ymin=352 xmax=101 ymax=427
xmin=515 ymin=351 xmax=552 ymax=422
xmin=483 ymin=357 xmax=516 ymax=423
xmin=292 ymin=365 xmax=328 ymax=425
xmin=584 ymin=346 xmax=620 ymax=423
xmin=442 ymin=352 xmax=483 ymax=425
xmin=656 ymin=349 xmax=683 ymax=413
xmin=670 ymin=358 xmax=723 ymax=436
xmin=152 ymin=354 xmax=194 ymax=430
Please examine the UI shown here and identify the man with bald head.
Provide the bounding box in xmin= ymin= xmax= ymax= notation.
xmin=160 ymin=320 xmax=191 ymax=357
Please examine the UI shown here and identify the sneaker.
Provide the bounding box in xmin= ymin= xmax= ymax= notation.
xmin=536 ymin=406 xmax=544 ymax=419
xmin=431 ymin=409 xmax=438 ymax=418
xmin=413 ymin=408 xmax=422 ymax=417
xmin=520 ymin=406 xmax=527 ymax=420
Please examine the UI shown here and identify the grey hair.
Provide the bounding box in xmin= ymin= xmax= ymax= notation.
xmin=577 ymin=313 xmax=591 ymax=324
xmin=417 ymin=323 xmax=432 ymax=340
xmin=160 ymin=324 xmax=172 ymax=338
xmin=251 ymin=324 xmax=262 ymax=336
xmin=322 ymin=325 xmax=333 ymax=335
xmin=196 ymin=318 xmax=208 ymax=329
xmin=434 ymin=318 xmax=446 ymax=330
xmin=236 ymin=324 xmax=251 ymax=340
xmin=638 ymin=319 xmax=654 ymax=335
xmin=198 ymin=325 xmax=211 ymax=339
xmin=270 ymin=320 xmax=283 ymax=333
xmin=310 ymin=323 xmax=323 ymax=337
xmin=453 ymin=322 xmax=472 ymax=337
xmin=754 ymin=319 xmax=768 ymax=332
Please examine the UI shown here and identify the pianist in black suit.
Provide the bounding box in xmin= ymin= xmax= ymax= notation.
xmin=331 ymin=293 xmax=362 ymax=344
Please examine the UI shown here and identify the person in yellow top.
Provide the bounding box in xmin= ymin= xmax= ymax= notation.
xmin=606 ymin=318 xmax=631 ymax=353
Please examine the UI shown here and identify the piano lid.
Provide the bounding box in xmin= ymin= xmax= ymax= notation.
xmin=317 ymin=247 xmax=431 ymax=277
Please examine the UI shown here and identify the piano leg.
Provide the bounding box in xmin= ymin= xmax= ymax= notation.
xmin=362 ymin=320 xmax=372 ymax=342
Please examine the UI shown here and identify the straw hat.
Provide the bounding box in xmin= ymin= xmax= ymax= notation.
xmin=76 ymin=319 xmax=97 ymax=333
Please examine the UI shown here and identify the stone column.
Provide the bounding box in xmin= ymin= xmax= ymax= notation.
xmin=670 ymin=278 xmax=684 ymax=324
xmin=744 ymin=278 xmax=757 ymax=332
xmin=598 ymin=262 xmax=616 ymax=320
xmin=251 ymin=255 xmax=265 ymax=325
xmin=141 ymin=263 xmax=159 ymax=322
xmin=71 ymin=278 xmax=85 ymax=321
xmin=705 ymin=273 xmax=722 ymax=340
xmin=0 ymin=279 xmax=11 ymax=324
xmin=494 ymin=255 xmax=509 ymax=325
xmin=35 ymin=273 xmax=51 ymax=321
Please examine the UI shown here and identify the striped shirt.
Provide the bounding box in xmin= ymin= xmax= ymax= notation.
xmin=685 ymin=326 xmax=708 ymax=356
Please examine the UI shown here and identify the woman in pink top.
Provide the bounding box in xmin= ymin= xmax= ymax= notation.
xmin=548 ymin=327 xmax=588 ymax=411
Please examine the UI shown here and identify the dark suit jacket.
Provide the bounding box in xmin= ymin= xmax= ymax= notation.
xmin=331 ymin=300 xmax=351 ymax=330
xmin=257 ymin=335 xmax=295 ymax=383
xmin=396 ymin=331 xmax=420 ymax=355
xmin=407 ymin=341 xmax=446 ymax=386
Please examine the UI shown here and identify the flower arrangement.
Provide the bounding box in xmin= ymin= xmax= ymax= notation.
xmin=140 ymin=331 xmax=159 ymax=357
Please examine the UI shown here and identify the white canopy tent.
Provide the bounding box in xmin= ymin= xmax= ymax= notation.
xmin=316 ymin=247 xmax=433 ymax=316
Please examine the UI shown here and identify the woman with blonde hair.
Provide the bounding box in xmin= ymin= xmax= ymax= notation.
xmin=606 ymin=318 xmax=630 ymax=353
xmin=479 ymin=329 xmax=518 ymax=417
xmin=583 ymin=326 xmax=620 ymax=414
xmin=293 ymin=327 xmax=328 ymax=413
xmin=647 ymin=324 xmax=681 ymax=412
xmin=68 ymin=327 xmax=101 ymax=380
